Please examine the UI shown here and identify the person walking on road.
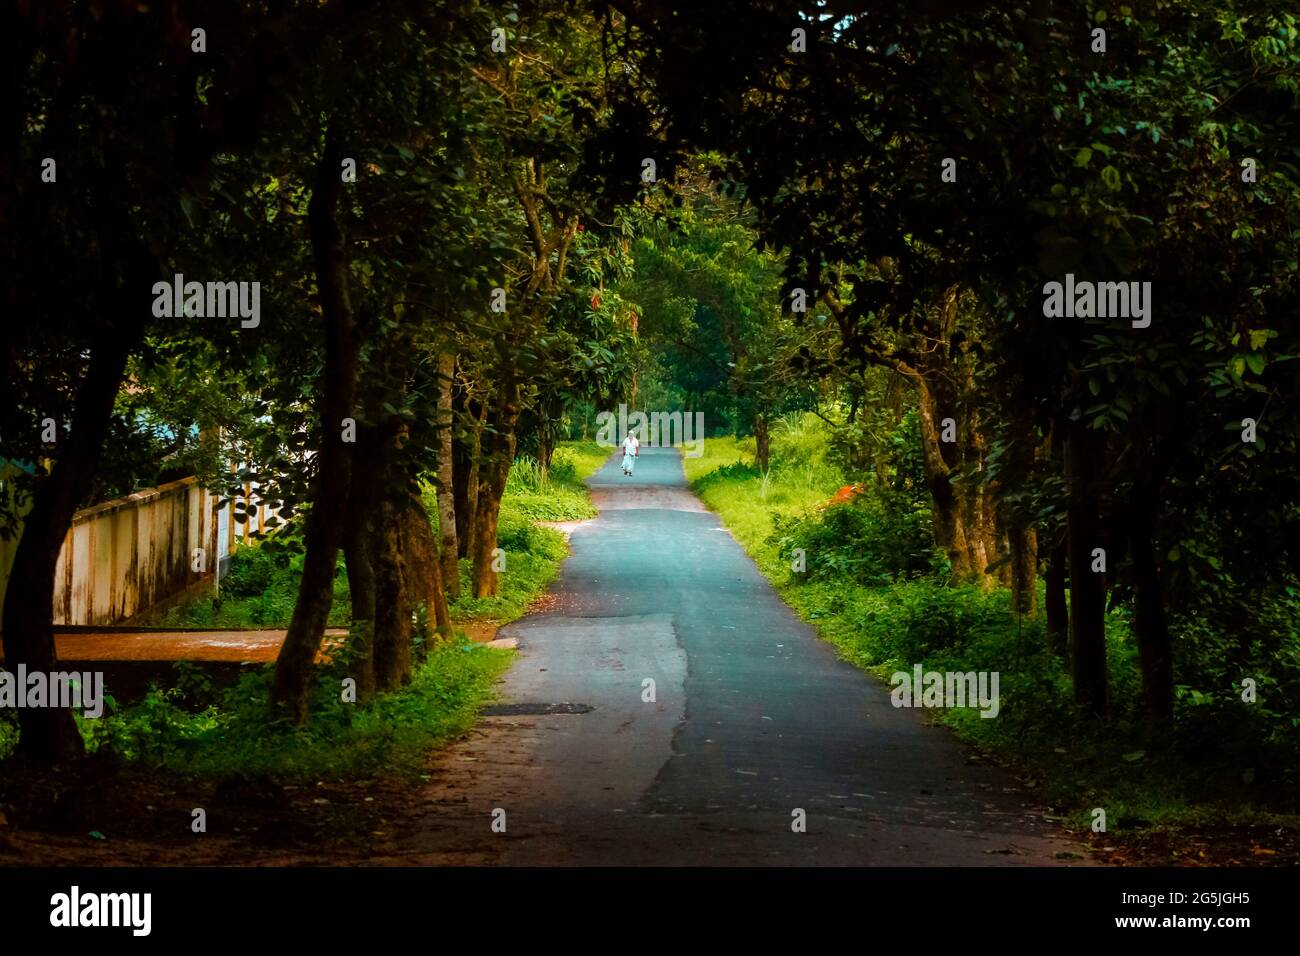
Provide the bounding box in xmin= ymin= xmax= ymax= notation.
xmin=621 ymin=431 xmax=640 ymax=476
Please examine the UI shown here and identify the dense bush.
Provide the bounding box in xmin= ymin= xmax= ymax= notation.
xmin=496 ymin=510 xmax=568 ymax=561
xmin=220 ymin=547 xmax=286 ymax=597
xmin=770 ymin=488 xmax=938 ymax=585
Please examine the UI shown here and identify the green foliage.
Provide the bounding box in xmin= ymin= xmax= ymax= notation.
xmin=501 ymin=453 xmax=597 ymax=522
xmin=694 ymin=459 xmax=761 ymax=487
xmin=0 ymin=713 xmax=17 ymax=762
xmin=614 ymin=177 xmax=826 ymax=435
xmin=771 ymin=490 xmax=938 ymax=587
xmin=220 ymin=547 xmax=284 ymax=598
xmin=768 ymin=413 xmax=845 ymax=493
xmin=551 ymin=441 xmax=613 ymax=483
xmin=146 ymin=548 xmax=351 ymax=630
xmin=448 ymin=521 xmax=568 ymax=625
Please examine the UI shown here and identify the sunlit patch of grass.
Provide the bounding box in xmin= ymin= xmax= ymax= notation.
xmin=557 ymin=439 xmax=614 ymax=482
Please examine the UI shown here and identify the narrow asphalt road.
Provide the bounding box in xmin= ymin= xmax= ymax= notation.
xmin=383 ymin=446 xmax=1094 ymax=865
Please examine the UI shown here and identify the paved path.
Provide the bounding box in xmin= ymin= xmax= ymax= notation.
xmin=376 ymin=447 xmax=1094 ymax=865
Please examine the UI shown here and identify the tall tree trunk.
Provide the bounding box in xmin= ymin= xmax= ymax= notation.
xmin=1066 ymin=420 xmax=1108 ymax=717
xmin=369 ymin=421 xmax=447 ymax=689
xmin=471 ymin=379 xmax=522 ymax=598
xmin=959 ymin=405 xmax=1007 ymax=590
xmin=453 ymin=395 xmax=486 ymax=559
xmin=1044 ymin=541 xmax=1069 ymax=659
xmin=2 ymin=330 xmax=136 ymax=761
xmin=435 ymin=353 xmax=460 ymax=599
xmin=1008 ymin=525 xmax=1038 ymax=616
xmin=341 ymin=429 xmax=376 ymax=703
xmin=272 ymin=133 xmax=360 ymax=722
xmin=907 ymin=370 xmax=972 ymax=581
xmin=999 ymin=409 xmax=1043 ymax=611
xmin=538 ymin=420 xmax=555 ymax=479
xmin=371 ymin=493 xmax=410 ymax=692
xmin=754 ymin=413 xmax=770 ymax=473
xmin=399 ymin=489 xmax=450 ymax=635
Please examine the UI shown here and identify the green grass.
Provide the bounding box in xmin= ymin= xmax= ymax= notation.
xmin=557 ymin=439 xmax=615 ymax=483
xmin=500 ymin=444 xmax=601 ymax=522
xmin=681 ymin=433 xmax=752 ymax=484
xmin=146 ymin=555 xmax=352 ymax=629
xmin=686 ymin=428 xmax=842 ymax=578
xmin=77 ymin=638 xmax=513 ymax=781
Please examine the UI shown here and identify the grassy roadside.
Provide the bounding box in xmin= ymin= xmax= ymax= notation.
xmin=683 ymin=426 xmax=1300 ymax=863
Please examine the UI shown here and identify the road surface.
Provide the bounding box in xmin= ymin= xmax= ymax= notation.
xmin=374 ymin=446 xmax=1094 ymax=865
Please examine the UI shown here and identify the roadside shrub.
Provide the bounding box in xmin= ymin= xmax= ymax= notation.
xmin=505 ymin=455 xmax=547 ymax=494
xmin=220 ymin=546 xmax=284 ymax=597
xmin=496 ymin=511 xmax=567 ymax=561
xmin=853 ymin=579 xmax=1010 ymax=660
xmin=547 ymin=452 xmax=579 ymax=484
xmin=770 ymin=487 xmax=937 ymax=585
xmin=694 ymin=459 xmax=760 ymax=491
xmin=502 ymin=452 xmax=597 ymax=522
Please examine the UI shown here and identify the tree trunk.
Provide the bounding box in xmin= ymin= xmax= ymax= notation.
xmin=754 ymin=413 xmax=770 ymax=473
xmin=538 ymin=423 xmax=555 ymax=479
xmin=435 ymin=352 xmax=460 ymax=599
xmin=471 ymin=380 xmax=522 ymax=598
xmin=1066 ymin=421 xmax=1108 ymax=717
xmin=908 ymin=370 xmax=972 ymax=581
xmin=272 ymin=133 xmax=361 ymax=722
xmin=959 ymin=405 xmax=1005 ymax=590
xmin=2 ymin=329 xmax=136 ymax=761
xmin=453 ymin=393 xmax=485 ymax=559
xmin=341 ymin=430 xmax=376 ymax=703
xmin=399 ymin=490 xmax=450 ymax=636
xmin=371 ymin=494 xmax=410 ymax=692
xmin=1008 ymin=524 xmax=1038 ymax=617
xmin=1044 ymin=541 xmax=1069 ymax=659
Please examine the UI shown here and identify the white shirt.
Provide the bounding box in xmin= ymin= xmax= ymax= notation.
xmin=622 ymin=434 xmax=640 ymax=454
